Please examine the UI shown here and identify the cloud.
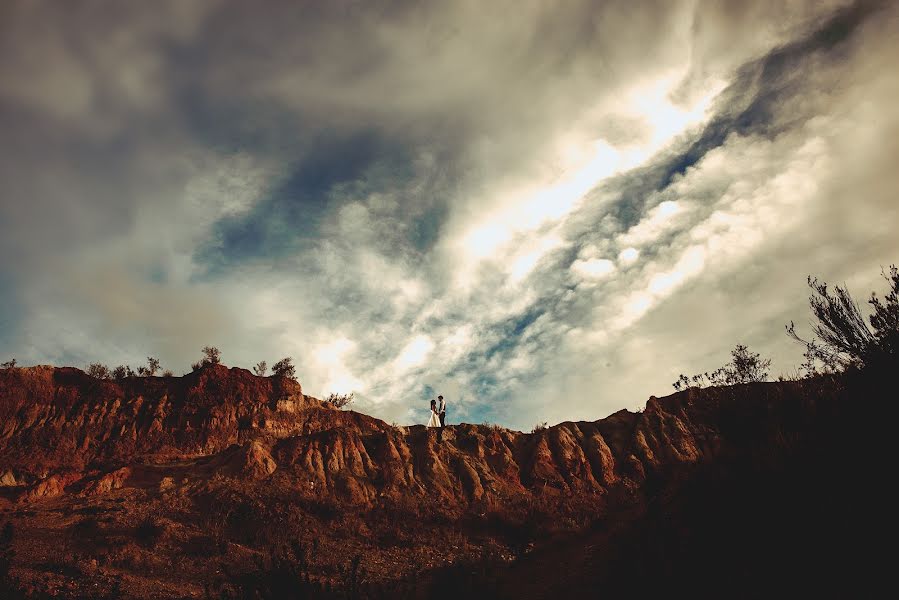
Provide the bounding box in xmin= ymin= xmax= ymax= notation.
xmin=1 ymin=0 xmax=897 ymax=432
xmin=618 ymin=247 xmax=640 ymax=266
xmin=572 ymin=258 xmax=617 ymax=281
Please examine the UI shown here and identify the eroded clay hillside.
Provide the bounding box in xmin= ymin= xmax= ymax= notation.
xmin=0 ymin=364 xmax=845 ymax=598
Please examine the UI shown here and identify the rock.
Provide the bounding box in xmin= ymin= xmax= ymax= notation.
xmin=82 ymin=467 xmax=132 ymax=496
xmin=0 ymin=364 xmax=334 ymax=481
xmin=19 ymin=472 xmax=81 ymax=502
xmin=0 ymin=364 xmax=833 ymax=519
xmin=238 ymin=441 xmax=278 ymax=479
xmin=0 ymin=469 xmax=18 ymax=486
xmin=213 ymin=441 xmax=279 ymax=480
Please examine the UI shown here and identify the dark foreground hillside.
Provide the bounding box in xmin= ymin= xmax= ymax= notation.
xmin=420 ymin=367 xmax=888 ymax=600
xmin=0 ymin=364 xmax=888 ymax=598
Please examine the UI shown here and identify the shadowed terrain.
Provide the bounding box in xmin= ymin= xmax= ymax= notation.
xmin=0 ymin=362 xmax=883 ymax=598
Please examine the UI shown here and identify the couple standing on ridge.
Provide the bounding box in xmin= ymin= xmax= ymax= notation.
xmin=427 ymin=395 xmax=446 ymax=429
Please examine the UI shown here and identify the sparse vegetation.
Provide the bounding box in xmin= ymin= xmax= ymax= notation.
xmin=325 ymin=392 xmax=354 ymax=409
xmin=271 ymin=357 xmax=296 ymax=380
xmin=0 ymin=359 xmax=16 ymax=369
xmin=137 ymin=356 xmax=161 ymax=377
xmin=192 ymin=346 xmax=222 ymax=371
xmin=673 ymin=344 xmax=771 ymax=391
xmin=86 ymin=363 xmax=112 ymax=380
xmin=162 ymin=369 xmax=174 ymax=377
xmin=531 ymin=422 xmax=548 ymax=433
xmin=112 ymin=364 xmax=136 ymax=379
xmin=787 ymin=265 xmax=899 ymax=376
xmin=253 ymin=361 xmax=268 ymax=376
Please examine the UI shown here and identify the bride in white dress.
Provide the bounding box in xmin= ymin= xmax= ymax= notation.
xmin=426 ymin=399 xmax=440 ymax=428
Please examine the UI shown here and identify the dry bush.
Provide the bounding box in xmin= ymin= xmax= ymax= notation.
xmin=324 ymin=392 xmax=354 ymax=409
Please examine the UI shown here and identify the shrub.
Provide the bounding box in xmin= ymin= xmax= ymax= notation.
xmin=162 ymin=369 xmax=174 ymax=377
xmin=112 ymin=365 xmax=135 ymax=379
xmin=0 ymin=359 xmax=16 ymax=369
xmin=673 ymin=344 xmax=771 ymax=391
xmin=787 ymin=265 xmax=899 ymax=374
xmin=253 ymin=361 xmax=268 ymax=376
xmin=203 ymin=346 xmax=221 ymax=364
xmin=531 ymin=422 xmax=548 ymax=433
xmin=87 ymin=363 xmax=112 ymax=380
xmin=718 ymin=344 xmax=771 ymax=384
xmin=324 ymin=392 xmax=354 ymax=409
xmin=192 ymin=346 xmax=222 ymax=371
xmin=137 ymin=357 xmax=161 ymax=377
xmin=271 ymin=357 xmax=296 ymax=380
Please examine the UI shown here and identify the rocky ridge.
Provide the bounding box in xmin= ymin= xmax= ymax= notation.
xmin=0 ymin=363 xmax=850 ymax=598
xmin=0 ymin=364 xmax=830 ymax=513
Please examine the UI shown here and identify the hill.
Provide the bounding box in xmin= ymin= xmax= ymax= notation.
xmin=0 ymin=363 xmax=882 ymax=598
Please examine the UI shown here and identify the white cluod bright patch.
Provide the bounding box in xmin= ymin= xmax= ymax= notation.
xmin=393 ymin=335 xmax=434 ymax=371
xmin=314 ymin=337 xmax=364 ymax=395
xmin=649 ymin=246 xmax=707 ymax=296
xmin=572 ymin=257 xmax=616 ymax=280
xmin=631 ymin=74 xmax=726 ymax=147
xmin=455 ymin=73 xmax=724 ymax=278
xmin=619 ymin=200 xmax=689 ymax=247
xmin=508 ymin=235 xmax=565 ymax=283
xmin=618 ymin=247 xmax=640 ymax=265
xmin=461 ymin=141 xmax=624 ymax=261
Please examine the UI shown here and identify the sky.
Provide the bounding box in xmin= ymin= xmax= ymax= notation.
xmin=1 ymin=0 xmax=898 ymax=430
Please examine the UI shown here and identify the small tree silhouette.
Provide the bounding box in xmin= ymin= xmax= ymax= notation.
xmin=272 ymin=357 xmax=296 ymax=380
xmin=718 ymin=344 xmax=771 ymax=384
xmin=324 ymin=392 xmax=354 ymax=409
xmin=673 ymin=344 xmax=771 ymax=390
xmin=192 ymin=346 xmax=222 ymax=371
xmin=147 ymin=357 xmax=161 ymax=375
xmin=253 ymin=361 xmax=268 ymax=376
xmin=137 ymin=356 xmax=161 ymax=377
xmin=87 ymin=363 xmax=112 ymax=380
xmin=0 ymin=359 xmax=15 ymax=369
xmin=787 ymin=265 xmax=899 ymax=374
xmin=112 ymin=365 xmax=135 ymax=379
xmin=202 ymin=346 xmax=221 ymax=365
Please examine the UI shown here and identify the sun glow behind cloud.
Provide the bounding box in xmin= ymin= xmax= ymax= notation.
xmin=313 ymin=337 xmax=364 ymax=395
xmin=455 ymin=74 xmax=725 ymax=283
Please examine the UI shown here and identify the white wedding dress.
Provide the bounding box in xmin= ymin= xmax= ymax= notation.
xmin=426 ymin=409 xmax=440 ymax=428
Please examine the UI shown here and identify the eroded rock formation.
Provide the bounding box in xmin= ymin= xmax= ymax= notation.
xmin=0 ymin=365 xmax=831 ymax=514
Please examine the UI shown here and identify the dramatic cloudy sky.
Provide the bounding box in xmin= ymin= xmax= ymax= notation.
xmin=1 ymin=0 xmax=897 ymax=429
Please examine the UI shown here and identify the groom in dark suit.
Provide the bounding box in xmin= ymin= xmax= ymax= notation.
xmin=438 ymin=395 xmax=446 ymax=427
